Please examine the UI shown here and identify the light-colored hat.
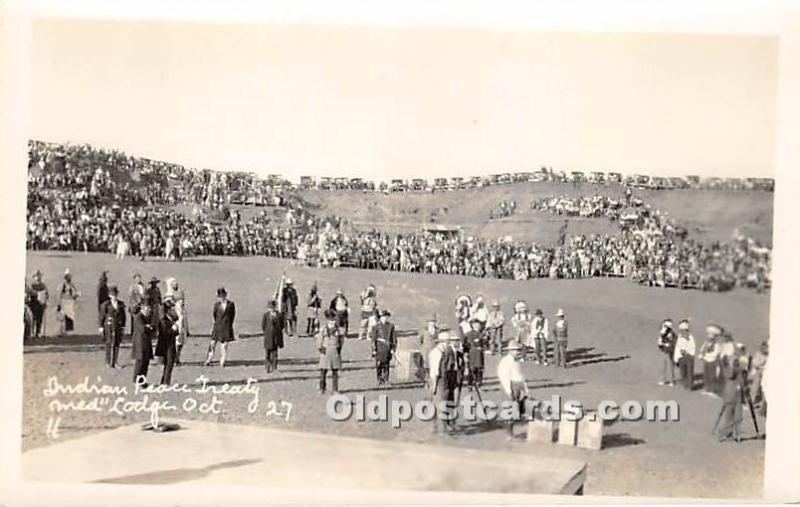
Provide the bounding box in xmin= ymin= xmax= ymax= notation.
xmin=557 ymin=308 xmax=565 ymax=317
xmin=514 ymin=301 xmax=527 ymax=312
xmin=64 ymin=268 xmax=71 ymax=276
xmin=706 ymin=324 xmax=722 ymax=337
xmin=492 ymin=301 xmax=500 ymax=308
xmin=285 ymin=278 xmax=293 ymax=285
xmin=336 ymin=289 xmax=343 ymax=295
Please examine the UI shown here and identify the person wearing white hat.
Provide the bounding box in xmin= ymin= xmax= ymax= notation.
xmin=497 ymin=340 xmax=530 ymax=440
xmin=674 ymin=320 xmax=697 ymax=390
xmin=553 ymin=309 xmax=569 ymax=368
xmin=428 ymin=331 xmax=461 ymax=434
xmin=699 ymin=324 xmax=724 ymax=395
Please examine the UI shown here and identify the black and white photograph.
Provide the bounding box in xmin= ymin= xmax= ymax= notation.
xmin=3 ymin=1 xmax=800 ymax=504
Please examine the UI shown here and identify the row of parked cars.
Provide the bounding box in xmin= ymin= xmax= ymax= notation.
xmin=296 ymin=170 xmax=774 ymax=193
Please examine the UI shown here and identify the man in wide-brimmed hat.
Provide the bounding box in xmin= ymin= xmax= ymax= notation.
xmin=657 ymin=319 xmax=677 ymax=386
xmin=145 ymin=276 xmax=163 ymax=324
xmin=317 ymin=309 xmax=344 ymax=394
xmin=98 ymin=285 xmax=126 ymax=368
xmin=155 ymin=296 xmax=179 ymax=385
xmin=428 ymin=331 xmax=462 ymax=434
xmin=281 ymin=278 xmax=299 ymax=337
xmin=262 ymin=299 xmax=284 ymax=373
xmin=131 ymin=297 xmax=155 ymax=385
xmin=463 ymin=318 xmax=487 ymax=387
xmin=29 ymin=270 xmax=49 ymax=339
xmin=305 ymin=283 xmax=322 ymax=336
xmin=205 ymin=287 xmax=236 ymax=367
xmin=497 ymin=340 xmax=530 ymax=440
xmin=370 ymin=309 xmax=396 ymax=387
xmin=553 ymin=308 xmax=569 ymax=368
xmin=531 ymin=308 xmax=549 ymax=365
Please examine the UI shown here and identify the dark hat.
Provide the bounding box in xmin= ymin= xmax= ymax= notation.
xmin=534 ymin=308 xmax=543 ymax=316
xmin=381 ymin=309 xmax=391 ymax=317
xmin=108 ymin=285 xmax=119 ymax=295
xmin=268 ymin=299 xmax=277 ymax=307
xmin=217 ymin=287 xmax=227 ymax=297
xmin=149 ymin=276 xmax=160 ymax=284
xmin=33 ymin=269 xmax=43 ymax=277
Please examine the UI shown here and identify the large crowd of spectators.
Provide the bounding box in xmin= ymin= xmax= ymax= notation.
xmin=26 ymin=140 xmax=772 ymax=293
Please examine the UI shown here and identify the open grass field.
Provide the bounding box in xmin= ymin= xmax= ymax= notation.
xmin=23 ymin=251 xmax=769 ymax=498
xmin=297 ymin=183 xmax=774 ymax=245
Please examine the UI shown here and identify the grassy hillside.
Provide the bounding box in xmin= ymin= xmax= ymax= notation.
xmin=297 ymin=183 xmax=774 ymax=245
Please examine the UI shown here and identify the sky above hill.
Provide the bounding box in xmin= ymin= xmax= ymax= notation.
xmin=30 ymin=20 xmax=778 ymax=181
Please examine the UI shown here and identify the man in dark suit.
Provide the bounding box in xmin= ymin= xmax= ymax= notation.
xmin=155 ymin=298 xmax=179 ymax=385
xmin=98 ymin=286 xmax=126 ymax=368
xmin=97 ymin=271 xmax=110 ymax=323
xmin=145 ymin=276 xmax=162 ymax=323
xmin=370 ymin=309 xmax=396 ymax=387
xmin=262 ymin=299 xmax=284 ymax=372
xmin=131 ymin=299 xmax=155 ymax=386
xmin=462 ymin=318 xmax=487 ymax=387
xmin=205 ymin=287 xmax=236 ymax=367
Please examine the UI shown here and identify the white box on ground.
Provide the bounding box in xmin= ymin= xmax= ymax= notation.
xmin=527 ymin=419 xmax=556 ymax=443
xmin=576 ymin=417 xmax=604 ymax=450
xmin=558 ymin=419 xmax=578 ymax=446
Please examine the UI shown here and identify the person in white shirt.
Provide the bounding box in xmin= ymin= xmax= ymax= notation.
xmin=428 ymin=332 xmax=461 ymax=434
xmin=673 ymin=320 xmax=696 ymax=390
xmin=497 ymin=340 xmax=530 ymax=440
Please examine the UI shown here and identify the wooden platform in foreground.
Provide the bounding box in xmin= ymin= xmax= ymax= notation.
xmin=22 ymin=419 xmax=587 ymax=495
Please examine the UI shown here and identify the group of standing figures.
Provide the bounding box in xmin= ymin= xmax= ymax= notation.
xmin=657 ymin=319 xmax=769 ymax=442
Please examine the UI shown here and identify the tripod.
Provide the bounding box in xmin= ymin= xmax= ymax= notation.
xmin=712 ymin=369 xmax=760 ymax=440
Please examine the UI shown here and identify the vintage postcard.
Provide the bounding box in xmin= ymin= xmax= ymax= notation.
xmin=3 ymin=1 xmax=800 ymax=505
